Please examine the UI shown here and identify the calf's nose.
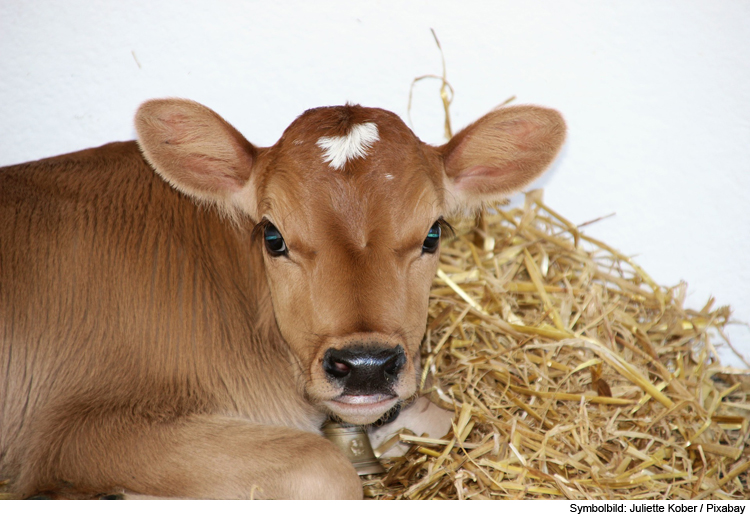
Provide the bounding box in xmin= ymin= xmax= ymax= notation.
xmin=323 ymin=345 xmax=406 ymax=394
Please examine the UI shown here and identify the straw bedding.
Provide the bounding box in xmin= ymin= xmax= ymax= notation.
xmin=363 ymin=191 xmax=749 ymax=500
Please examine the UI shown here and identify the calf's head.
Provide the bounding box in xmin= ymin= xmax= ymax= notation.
xmin=136 ymin=99 xmax=565 ymax=424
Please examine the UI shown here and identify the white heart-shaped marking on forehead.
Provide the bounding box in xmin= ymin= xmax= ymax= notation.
xmin=316 ymin=122 xmax=379 ymax=170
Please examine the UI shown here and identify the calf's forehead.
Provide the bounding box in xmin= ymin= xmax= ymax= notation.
xmin=257 ymin=105 xmax=445 ymax=227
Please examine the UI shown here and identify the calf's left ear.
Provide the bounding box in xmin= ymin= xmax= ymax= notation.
xmin=438 ymin=105 xmax=566 ymax=215
xmin=135 ymin=98 xmax=260 ymax=220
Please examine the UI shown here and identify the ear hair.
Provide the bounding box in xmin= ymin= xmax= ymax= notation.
xmin=439 ymin=105 xmax=566 ymax=216
xmin=135 ymin=98 xmax=259 ymax=221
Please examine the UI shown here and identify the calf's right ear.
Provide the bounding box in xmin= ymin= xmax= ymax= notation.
xmin=135 ymin=98 xmax=260 ymax=220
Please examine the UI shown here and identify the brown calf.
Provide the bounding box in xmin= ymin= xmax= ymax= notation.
xmin=0 ymin=99 xmax=565 ymax=498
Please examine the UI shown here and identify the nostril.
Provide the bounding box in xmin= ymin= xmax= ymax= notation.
xmin=332 ymin=361 xmax=350 ymax=376
xmin=323 ymin=350 xmax=352 ymax=379
xmin=383 ymin=349 xmax=406 ymax=381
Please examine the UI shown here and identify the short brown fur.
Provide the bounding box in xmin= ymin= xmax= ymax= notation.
xmin=0 ymin=100 xmax=564 ymax=498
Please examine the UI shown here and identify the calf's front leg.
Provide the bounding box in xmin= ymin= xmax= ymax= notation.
xmin=20 ymin=414 xmax=362 ymax=499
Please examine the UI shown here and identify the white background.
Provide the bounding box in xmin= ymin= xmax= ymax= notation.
xmin=1 ymin=0 xmax=748 ymax=367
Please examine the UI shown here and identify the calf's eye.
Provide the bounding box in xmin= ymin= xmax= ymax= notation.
xmin=264 ymin=223 xmax=288 ymax=257
xmin=422 ymin=221 xmax=441 ymax=254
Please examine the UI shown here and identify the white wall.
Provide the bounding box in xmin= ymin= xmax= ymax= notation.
xmin=1 ymin=0 xmax=748 ymax=366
